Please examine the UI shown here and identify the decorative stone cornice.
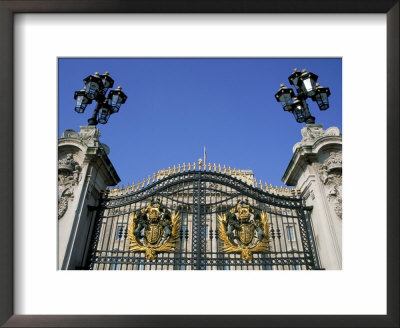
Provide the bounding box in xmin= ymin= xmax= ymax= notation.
xmin=282 ymin=124 xmax=342 ymax=186
xmin=59 ymin=125 xmax=120 ymax=189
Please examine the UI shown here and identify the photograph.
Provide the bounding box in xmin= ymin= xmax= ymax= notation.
xmin=58 ymin=58 xmax=342 ymax=271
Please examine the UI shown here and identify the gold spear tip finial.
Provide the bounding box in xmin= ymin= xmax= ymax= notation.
xmin=117 ymin=86 xmax=122 ymax=90
xmin=94 ymin=72 xmax=99 ymax=75
xmin=293 ymin=68 xmax=298 ymax=72
xmin=104 ymin=71 xmax=110 ymax=75
xmin=301 ymin=68 xmax=306 ymax=73
xmin=280 ymin=83 xmax=284 ymax=87
xmin=316 ymin=83 xmax=320 ymax=87
xmin=198 ymin=158 xmax=203 ymax=165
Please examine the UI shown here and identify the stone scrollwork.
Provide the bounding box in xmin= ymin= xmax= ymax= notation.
xmin=318 ymin=151 xmax=342 ymax=219
xmin=61 ymin=126 xmax=101 ymax=147
xmin=58 ymin=153 xmax=82 ymax=219
xmin=293 ymin=124 xmax=341 ymax=152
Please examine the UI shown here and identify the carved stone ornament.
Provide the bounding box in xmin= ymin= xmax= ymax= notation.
xmin=58 ymin=153 xmax=82 ymax=219
xmin=293 ymin=124 xmax=341 ymax=152
xmin=318 ymin=151 xmax=342 ymax=219
xmin=62 ymin=126 xmax=101 ymax=148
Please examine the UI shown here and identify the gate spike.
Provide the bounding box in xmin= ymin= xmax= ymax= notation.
xmin=213 ymin=163 xmax=217 ymax=172
xmin=188 ymin=162 xmax=191 ymax=171
xmin=120 ymin=185 xmax=124 ymax=195
xmin=218 ymin=164 xmax=222 ymax=172
xmin=285 ymin=187 xmax=290 ymax=196
xmin=177 ymin=163 xmax=181 ymax=172
xmin=146 ymin=175 xmax=151 ymax=186
xmin=208 ymin=162 xmax=211 ymax=171
xmin=228 ymin=166 xmax=231 ymax=175
xmin=182 ymin=162 xmax=186 ymax=171
xmin=259 ymin=179 xmax=262 ymax=188
xmin=152 ymin=173 xmax=156 ymax=182
xmin=168 ymin=166 xmax=171 ymax=175
xmin=173 ymin=164 xmax=176 ymax=173
xmin=141 ymin=179 xmax=145 ymax=188
xmin=193 ymin=161 xmax=196 ymax=170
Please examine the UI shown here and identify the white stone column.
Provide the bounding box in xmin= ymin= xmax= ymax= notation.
xmin=282 ymin=124 xmax=342 ymax=270
xmin=58 ymin=126 xmax=120 ymax=269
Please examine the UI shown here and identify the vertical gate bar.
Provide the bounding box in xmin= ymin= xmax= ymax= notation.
xmin=195 ymin=171 xmax=201 ymax=270
xmin=304 ymin=206 xmax=322 ymax=269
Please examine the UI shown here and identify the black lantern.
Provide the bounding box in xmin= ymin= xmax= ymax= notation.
xmin=74 ymin=88 xmax=92 ymax=113
xmin=291 ymin=98 xmax=307 ymax=123
xmin=99 ymin=72 xmax=114 ymax=95
xmin=108 ymin=86 xmax=127 ymax=113
xmin=83 ymin=72 xmax=103 ymax=100
xmin=275 ymin=68 xmax=330 ymax=124
xmin=275 ymin=84 xmax=295 ymax=111
xmin=288 ymin=69 xmax=303 ymax=93
xmin=297 ymin=69 xmax=318 ymax=97
xmin=74 ymin=72 xmax=128 ymax=126
xmin=97 ymin=102 xmax=112 ymax=124
xmin=313 ymin=84 xmax=331 ymax=110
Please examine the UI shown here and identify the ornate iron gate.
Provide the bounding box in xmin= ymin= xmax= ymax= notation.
xmin=86 ymin=170 xmax=322 ymax=270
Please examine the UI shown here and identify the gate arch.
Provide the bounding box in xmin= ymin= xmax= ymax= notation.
xmin=87 ymin=170 xmax=322 ymax=270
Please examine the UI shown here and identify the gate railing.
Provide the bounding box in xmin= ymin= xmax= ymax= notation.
xmin=86 ymin=170 xmax=322 ymax=270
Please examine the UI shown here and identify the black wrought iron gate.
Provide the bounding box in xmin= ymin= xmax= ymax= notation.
xmin=86 ymin=171 xmax=322 ymax=270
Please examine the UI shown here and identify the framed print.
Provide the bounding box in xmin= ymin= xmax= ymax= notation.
xmin=1 ymin=1 xmax=398 ymax=327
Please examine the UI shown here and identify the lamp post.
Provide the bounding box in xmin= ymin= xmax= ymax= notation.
xmin=74 ymin=72 xmax=127 ymax=126
xmin=275 ymin=68 xmax=331 ymax=124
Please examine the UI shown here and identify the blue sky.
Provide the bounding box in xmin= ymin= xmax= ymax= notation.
xmin=58 ymin=58 xmax=342 ymax=188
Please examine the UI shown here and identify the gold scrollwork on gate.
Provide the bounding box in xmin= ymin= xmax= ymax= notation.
xmin=218 ymin=201 xmax=271 ymax=261
xmin=127 ymin=199 xmax=181 ymax=261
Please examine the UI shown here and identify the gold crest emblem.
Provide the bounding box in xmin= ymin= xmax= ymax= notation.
xmin=218 ymin=200 xmax=271 ymax=261
xmin=127 ymin=200 xmax=181 ymax=261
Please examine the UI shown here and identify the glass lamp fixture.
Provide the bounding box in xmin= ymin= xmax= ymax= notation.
xmin=74 ymin=71 xmax=128 ymax=126
xmin=288 ymin=68 xmax=303 ymax=94
xmin=99 ymin=72 xmax=115 ymax=95
xmin=108 ymin=86 xmax=128 ymax=113
xmin=83 ymin=72 xmax=103 ymax=100
xmin=74 ymin=87 xmax=91 ymax=113
xmin=97 ymin=102 xmax=112 ymax=124
xmin=313 ymin=83 xmax=331 ymax=110
xmin=298 ymin=69 xmax=318 ymax=98
xmin=291 ymin=98 xmax=307 ymax=123
xmin=275 ymin=84 xmax=295 ymax=111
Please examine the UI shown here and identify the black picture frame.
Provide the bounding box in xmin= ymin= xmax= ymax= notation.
xmin=0 ymin=1 xmax=398 ymax=327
